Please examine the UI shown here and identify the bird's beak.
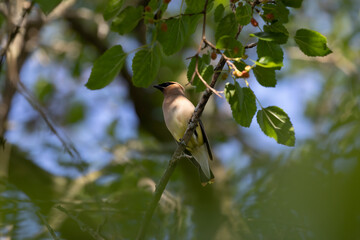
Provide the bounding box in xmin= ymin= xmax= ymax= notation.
xmin=153 ymin=85 xmax=164 ymax=92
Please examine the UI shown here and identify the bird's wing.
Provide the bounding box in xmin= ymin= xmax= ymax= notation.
xmin=199 ymin=119 xmax=213 ymax=160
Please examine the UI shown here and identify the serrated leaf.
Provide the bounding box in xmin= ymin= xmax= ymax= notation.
xmin=262 ymin=2 xmax=289 ymax=23
xmin=253 ymin=66 xmax=276 ymax=87
xmin=257 ymin=106 xmax=295 ymax=146
xmin=185 ymin=0 xmax=213 ymax=13
xmin=264 ymin=23 xmax=289 ymax=44
xmin=250 ymin=32 xmax=288 ymax=45
xmin=157 ymin=16 xmax=190 ymax=56
xmin=253 ymin=56 xmax=283 ymax=68
xmin=225 ymin=82 xmax=257 ymax=127
xmin=132 ymin=44 xmax=162 ymax=87
xmin=111 ymin=6 xmax=143 ymax=35
xmin=35 ymin=0 xmax=62 ymax=15
xmin=281 ymin=0 xmax=303 ymax=8
xmin=86 ymin=45 xmax=126 ymax=90
xmin=193 ymin=65 xmax=214 ymax=92
xmin=185 ymin=0 xmax=205 ymax=13
xmin=216 ymin=36 xmax=244 ymax=58
xmin=235 ymin=3 xmax=252 ymax=25
xmin=294 ymin=28 xmax=332 ymax=57
xmin=215 ymin=13 xmax=237 ymax=42
xmin=257 ymin=40 xmax=283 ymax=66
xmin=103 ymin=0 xmax=124 ymax=20
xmin=214 ymin=4 xmax=225 ymax=22
xmin=187 ymin=56 xmax=207 ymax=89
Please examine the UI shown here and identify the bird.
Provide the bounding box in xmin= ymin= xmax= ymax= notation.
xmin=154 ymin=81 xmax=214 ymax=186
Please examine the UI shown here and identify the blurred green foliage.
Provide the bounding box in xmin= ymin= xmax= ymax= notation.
xmin=1 ymin=0 xmax=360 ymax=239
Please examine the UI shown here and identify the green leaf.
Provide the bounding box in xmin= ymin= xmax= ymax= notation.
xmin=263 ymin=23 xmax=289 ymax=44
xmin=103 ymin=0 xmax=124 ymax=20
xmin=250 ymin=32 xmax=288 ymax=45
xmin=111 ymin=6 xmax=143 ymax=35
xmin=262 ymin=2 xmax=289 ymax=23
xmin=35 ymin=0 xmax=62 ymax=15
xmin=132 ymin=44 xmax=162 ymax=87
xmin=257 ymin=40 xmax=283 ymax=65
xmin=216 ymin=36 xmax=244 ymax=58
xmin=225 ymin=82 xmax=257 ymax=127
xmin=185 ymin=0 xmax=205 ymax=13
xmin=214 ymin=4 xmax=225 ymax=22
xmin=234 ymin=60 xmax=247 ymax=71
xmin=215 ymin=13 xmax=237 ymax=42
xmin=253 ymin=56 xmax=283 ymax=68
xmin=86 ymin=45 xmax=126 ymax=90
xmin=193 ymin=65 xmax=214 ymax=92
xmin=235 ymin=3 xmax=252 ymax=25
xmin=281 ymin=0 xmax=303 ymax=8
xmin=257 ymin=106 xmax=295 ymax=146
xmin=65 ymin=102 xmax=86 ymax=124
xmin=157 ymin=16 xmax=190 ymax=56
xmin=253 ymin=66 xmax=276 ymax=87
xmin=187 ymin=57 xmax=204 ymax=86
xmin=294 ymin=28 xmax=332 ymax=57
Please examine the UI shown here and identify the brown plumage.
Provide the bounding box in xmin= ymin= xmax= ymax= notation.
xmin=154 ymin=82 xmax=214 ymax=186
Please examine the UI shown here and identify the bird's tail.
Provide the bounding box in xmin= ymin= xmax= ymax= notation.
xmin=192 ymin=145 xmax=214 ymax=186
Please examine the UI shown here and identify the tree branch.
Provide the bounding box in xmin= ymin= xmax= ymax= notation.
xmin=136 ymin=1 xmax=236 ymax=238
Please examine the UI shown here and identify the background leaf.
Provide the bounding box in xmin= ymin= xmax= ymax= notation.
xmin=214 ymin=4 xmax=225 ymax=22
xmin=86 ymin=45 xmax=126 ymax=90
xmin=111 ymin=6 xmax=143 ymax=35
xmin=35 ymin=0 xmax=62 ymax=15
xmin=294 ymin=28 xmax=332 ymax=57
xmin=225 ymin=82 xmax=257 ymax=127
xmin=281 ymin=0 xmax=303 ymax=8
xmin=103 ymin=0 xmax=124 ymax=20
xmin=257 ymin=106 xmax=295 ymax=146
xmin=132 ymin=44 xmax=162 ymax=87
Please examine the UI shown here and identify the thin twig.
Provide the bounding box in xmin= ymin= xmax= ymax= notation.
xmin=17 ymin=81 xmax=81 ymax=161
xmin=136 ymin=2 xmax=247 ymax=239
xmin=0 ymin=1 xmax=34 ymax=72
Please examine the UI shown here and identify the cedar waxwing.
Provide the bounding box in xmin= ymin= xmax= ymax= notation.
xmin=154 ymin=82 xmax=214 ymax=186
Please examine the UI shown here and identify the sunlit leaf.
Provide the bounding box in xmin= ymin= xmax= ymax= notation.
xmin=257 ymin=106 xmax=295 ymax=146
xmin=294 ymin=28 xmax=332 ymax=57
xmin=86 ymin=45 xmax=126 ymax=90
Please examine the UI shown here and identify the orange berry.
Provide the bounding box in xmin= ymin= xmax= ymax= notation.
xmin=145 ymin=6 xmax=152 ymax=12
xmin=233 ymin=70 xmax=242 ymax=78
xmin=251 ymin=18 xmax=258 ymax=27
xmin=244 ymin=65 xmax=251 ymax=72
xmin=233 ymin=46 xmax=239 ymax=55
xmin=211 ymin=51 xmax=217 ymax=60
xmin=265 ymin=13 xmax=274 ymax=20
xmin=160 ymin=22 xmax=168 ymax=32
xmin=241 ymin=71 xmax=250 ymax=78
